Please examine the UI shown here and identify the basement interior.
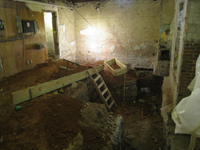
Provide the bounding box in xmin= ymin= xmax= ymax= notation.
xmin=0 ymin=0 xmax=200 ymax=150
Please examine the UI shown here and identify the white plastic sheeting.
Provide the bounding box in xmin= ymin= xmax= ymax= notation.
xmin=172 ymin=55 xmax=200 ymax=137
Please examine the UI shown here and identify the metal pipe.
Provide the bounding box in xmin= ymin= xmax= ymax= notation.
xmin=14 ymin=0 xmax=71 ymax=8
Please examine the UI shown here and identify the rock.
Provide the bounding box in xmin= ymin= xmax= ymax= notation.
xmin=141 ymin=87 xmax=150 ymax=93
xmin=60 ymin=66 xmax=67 ymax=69
xmin=152 ymin=105 xmax=157 ymax=111
xmin=58 ymin=88 xmax=64 ymax=93
xmin=66 ymin=132 xmax=83 ymax=150
xmin=126 ymin=135 xmax=134 ymax=139
xmin=0 ymin=136 xmax=3 ymax=144
xmin=52 ymin=90 xmax=58 ymax=95
xmin=139 ymin=99 xmax=145 ymax=103
xmin=126 ymin=111 xmax=130 ymax=115
xmin=0 ymin=88 xmax=3 ymax=92
xmin=154 ymin=139 xmax=158 ymax=143
xmin=71 ymin=82 xmax=78 ymax=89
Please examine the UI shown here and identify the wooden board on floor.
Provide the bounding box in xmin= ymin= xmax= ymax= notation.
xmin=12 ymin=88 xmax=31 ymax=105
xmin=12 ymin=65 xmax=103 ymax=105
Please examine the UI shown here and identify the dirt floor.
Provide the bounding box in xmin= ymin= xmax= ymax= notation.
xmin=103 ymin=71 xmax=165 ymax=150
xmin=0 ymin=59 xmax=165 ymax=150
xmin=0 ymin=59 xmax=89 ymax=113
xmin=0 ymin=94 xmax=109 ymax=150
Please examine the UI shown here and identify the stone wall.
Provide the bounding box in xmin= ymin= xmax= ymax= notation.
xmin=74 ymin=0 xmax=161 ymax=68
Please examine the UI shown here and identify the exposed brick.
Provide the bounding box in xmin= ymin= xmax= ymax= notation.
xmin=193 ymin=54 xmax=200 ymax=58
xmin=183 ymin=54 xmax=193 ymax=57
xmin=184 ymin=46 xmax=196 ymax=49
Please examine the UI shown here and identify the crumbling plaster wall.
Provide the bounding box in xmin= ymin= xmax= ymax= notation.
xmin=74 ymin=0 xmax=162 ymax=68
xmin=177 ymin=0 xmax=200 ymax=103
xmin=57 ymin=7 xmax=76 ymax=61
xmin=161 ymin=0 xmax=188 ymax=107
xmin=165 ymin=0 xmax=200 ymax=107
xmin=159 ymin=0 xmax=175 ymax=50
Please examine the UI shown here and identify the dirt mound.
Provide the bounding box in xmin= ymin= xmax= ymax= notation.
xmin=0 ymin=59 xmax=89 ymax=113
xmin=0 ymin=94 xmax=109 ymax=150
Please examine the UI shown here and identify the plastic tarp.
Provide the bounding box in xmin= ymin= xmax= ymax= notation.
xmin=172 ymin=55 xmax=200 ymax=137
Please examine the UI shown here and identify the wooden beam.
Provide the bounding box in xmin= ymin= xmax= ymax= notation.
xmin=12 ymin=88 xmax=31 ymax=105
xmin=12 ymin=65 xmax=103 ymax=105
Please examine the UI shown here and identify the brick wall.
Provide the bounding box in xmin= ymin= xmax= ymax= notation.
xmin=177 ymin=0 xmax=200 ymax=103
xmin=177 ymin=44 xmax=200 ymax=102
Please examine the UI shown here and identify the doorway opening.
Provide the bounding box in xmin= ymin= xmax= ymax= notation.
xmin=44 ymin=12 xmax=58 ymax=57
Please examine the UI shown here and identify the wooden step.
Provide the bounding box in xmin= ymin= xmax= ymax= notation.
xmin=105 ymin=95 xmax=111 ymax=102
xmin=101 ymin=88 xmax=108 ymax=95
xmin=109 ymin=100 xmax=115 ymax=108
xmin=94 ymin=75 xmax=101 ymax=82
xmin=98 ymin=82 xmax=104 ymax=88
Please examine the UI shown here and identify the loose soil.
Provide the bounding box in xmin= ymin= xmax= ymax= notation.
xmin=110 ymin=64 xmax=121 ymax=70
xmin=114 ymin=102 xmax=164 ymax=150
xmin=0 ymin=59 xmax=89 ymax=113
xmin=113 ymin=72 xmax=164 ymax=150
xmin=0 ymin=59 xmax=165 ymax=150
xmin=0 ymin=94 xmax=109 ymax=150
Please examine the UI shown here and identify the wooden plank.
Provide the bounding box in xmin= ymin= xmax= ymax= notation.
xmin=105 ymin=95 xmax=111 ymax=102
xmin=115 ymin=67 xmax=127 ymax=76
xmin=94 ymin=75 xmax=101 ymax=82
xmin=101 ymin=88 xmax=108 ymax=95
xmin=116 ymin=58 xmax=127 ymax=68
xmin=98 ymin=82 xmax=104 ymax=89
xmin=12 ymin=65 xmax=103 ymax=104
xmin=109 ymin=100 xmax=115 ymax=108
xmin=12 ymin=88 xmax=31 ymax=105
xmin=31 ymin=65 xmax=103 ymax=99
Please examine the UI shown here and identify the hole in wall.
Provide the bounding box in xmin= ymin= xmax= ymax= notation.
xmin=160 ymin=50 xmax=170 ymax=60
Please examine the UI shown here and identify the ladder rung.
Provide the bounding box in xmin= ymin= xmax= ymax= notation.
xmin=98 ymin=82 xmax=104 ymax=89
xmin=109 ymin=100 xmax=115 ymax=108
xmin=101 ymin=88 xmax=108 ymax=95
xmin=105 ymin=95 xmax=111 ymax=102
xmin=94 ymin=75 xmax=101 ymax=82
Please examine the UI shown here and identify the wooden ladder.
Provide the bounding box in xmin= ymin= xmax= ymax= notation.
xmin=87 ymin=67 xmax=117 ymax=111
